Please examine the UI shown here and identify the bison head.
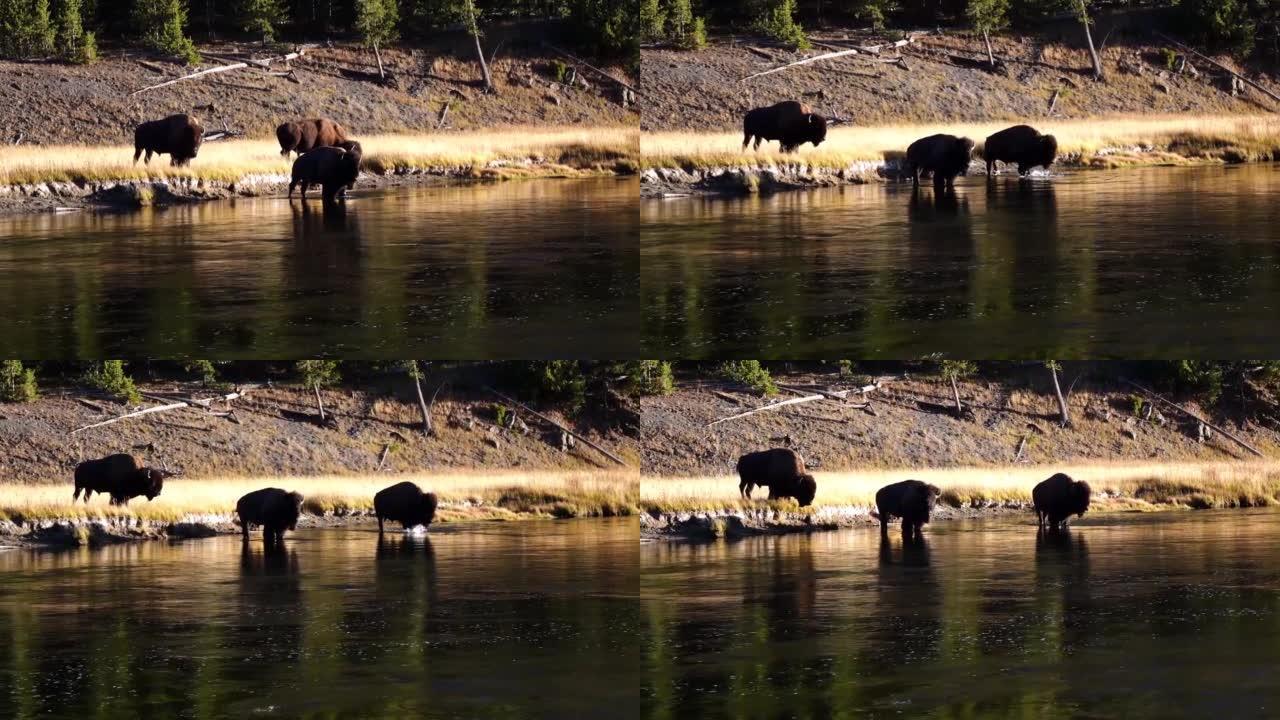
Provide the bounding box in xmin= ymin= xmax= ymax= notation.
xmin=954 ymin=137 xmax=976 ymax=175
xmin=924 ymin=483 xmax=942 ymax=510
xmin=804 ymin=114 xmax=828 ymax=147
xmin=796 ymin=474 xmax=817 ymax=507
xmin=1071 ymin=480 xmax=1091 ymax=518
xmin=141 ymin=468 xmax=171 ymax=500
xmin=422 ymin=492 xmax=439 ymax=527
xmin=287 ymin=491 xmax=305 ymax=529
xmin=1039 ymin=134 xmax=1059 ymax=169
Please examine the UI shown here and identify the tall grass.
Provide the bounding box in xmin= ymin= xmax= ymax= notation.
xmin=0 ymin=127 xmax=639 ymax=186
xmin=642 ymin=460 xmax=1280 ymax=514
xmin=641 ymin=114 xmax=1280 ymax=170
xmin=0 ymin=469 xmax=639 ymax=525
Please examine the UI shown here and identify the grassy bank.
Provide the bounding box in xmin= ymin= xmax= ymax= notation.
xmin=0 ymin=469 xmax=638 ymax=526
xmin=0 ymin=127 xmax=640 ymax=187
xmin=643 ymin=460 xmax=1280 ymax=516
xmin=641 ymin=114 xmax=1280 ymax=172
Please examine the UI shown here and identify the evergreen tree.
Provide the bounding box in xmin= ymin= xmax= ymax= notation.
xmin=133 ymin=0 xmax=200 ymax=64
xmin=967 ymin=0 xmax=1008 ymax=65
xmin=0 ymin=0 xmax=55 ymax=58
xmin=239 ymin=0 xmax=283 ymax=41
xmin=55 ymin=0 xmax=96 ymax=63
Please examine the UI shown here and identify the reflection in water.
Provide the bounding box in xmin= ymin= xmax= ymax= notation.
xmin=642 ymin=511 xmax=1280 ymax=719
xmin=0 ymin=519 xmax=637 ymax=718
xmin=642 ymin=165 xmax=1280 ymax=356
xmin=0 ymin=178 xmax=638 ymax=357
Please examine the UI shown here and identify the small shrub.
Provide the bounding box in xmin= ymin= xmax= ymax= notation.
xmin=551 ymin=59 xmax=568 ymax=83
xmin=0 ymin=361 xmax=38 ymax=402
xmin=82 ymin=361 xmax=140 ymax=403
xmin=1161 ymin=47 xmax=1177 ymax=69
xmin=716 ymin=360 xmax=777 ymax=396
xmin=623 ymin=360 xmax=674 ymax=397
xmin=495 ymin=404 xmax=509 ymax=427
xmin=184 ymin=360 xmax=218 ymax=385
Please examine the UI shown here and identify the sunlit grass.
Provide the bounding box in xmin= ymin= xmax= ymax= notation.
xmin=641 ymin=114 xmax=1280 ymax=170
xmin=0 ymin=469 xmax=639 ymax=525
xmin=0 ymin=127 xmax=640 ymax=186
xmin=642 ymin=460 xmax=1280 ymax=514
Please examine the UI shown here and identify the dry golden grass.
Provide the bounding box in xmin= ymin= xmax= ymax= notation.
xmin=641 ymin=114 xmax=1280 ymax=170
xmin=0 ymin=127 xmax=639 ymax=186
xmin=642 ymin=460 xmax=1280 ymax=514
xmin=0 ymin=469 xmax=638 ymax=524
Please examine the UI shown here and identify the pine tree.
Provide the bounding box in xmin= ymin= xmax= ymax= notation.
xmin=56 ymin=0 xmax=96 ymax=63
xmin=133 ymin=0 xmax=200 ymax=64
xmin=0 ymin=0 xmax=56 ymax=57
xmin=354 ymin=0 xmax=398 ymax=80
xmin=967 ymin=0 xmax=1008 ymax=66
xmin=665 ymin=0 xmax=705 ymax=50
xmin=239 ymin=0 xmax=283 ymax=42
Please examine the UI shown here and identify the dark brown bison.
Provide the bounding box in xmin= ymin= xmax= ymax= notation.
xmin=737 ymin=448 xmax=817 ymax=507
xmin=277 ymin=117 xmax=348 ymax=157
xmin=236 ymin=488 xmax=305 ymax=545
xmin=133 ymin=114 xmax=203 ymax=166
xmin=374 ymin=481 xmax=439 ymax=533
xmin=73 ymin=453 xmax=167 ymax=505
xmin=288 ymin=146 xmax=360 ymax=206
xmin=742 ymin=101 xmax=828 ymax=153
xmin=1033 ymin=473 xmax=1091 ymax=530
xmin=905 ymin=133 xmax=975 ymax=189
xmin=875 ymin=480 xmax=941 ymax=541
xmin=983 ymin=124 xmax=1058 ymax=176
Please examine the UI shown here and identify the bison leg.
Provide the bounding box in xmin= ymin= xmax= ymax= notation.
xmin=133 ymin=147 xmax=143 ymax=164
xmin=72 ymin=486 xmax=81 ymax=501
xmin=288 ymin=180 xmax=296 ymax=199
xmin=739 ymin=480 xmax=751 ymax=499
xmin=742 ymin=133 xmax=751 ymax=150
xmin=1018 ymin=163 xmax=1030 ymax=176
xmin=752 ymin=137 xmax=762 ymax=151
xmin=986 ymin=160 xmax=995 ymax=176
xmin=144 ymin=150 xmax=153 ymax=165
xmin=241 ymin=522 xmax=251 ymax=542
xmin=878 ymin=505 xmax=890 ymax=536
xmin=377 ymin=516 xmax=384 ymax=534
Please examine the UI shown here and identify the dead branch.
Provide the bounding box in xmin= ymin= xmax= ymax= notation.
xmin=741 ymin=36 xmax=920 ymax=82
xmin=436 ymin=101 xmax=451 ymax=129
xmin=1048 ymin=88 xmax=1061 ymax=114
xmin=543 ymin=42 xmax=638 ymax=95
xmin=711 ymin=390 xmax=747 ymax=405
xmin=1155 ymin=32 xmax=1280 ymax=105
xmin=483 ymin=387 xmax=627 ymax=466
xmin=707 ymin=394 xmax=825 ymax=426
xmin=1122 ymin=379 xmax=1265 ymax=457
xmin=70 ymin=401 xmax=190 ymax=434
xmin=76 ymin=398 xmax=108 ymax=412
xmin=376 ymin=443 xmax=391 ymax=471
xmin=1014 ymin=435 xmax=1029 ymax=462
xmin=131 ymin=63 xmax=248 ymax=95
xmin=136 ymin=60 xmax=168 ymax=74
xmin=776 ymin=383 xmax=851 ymax=400
xmin=745 ymin=46 xmax=778 ymax=60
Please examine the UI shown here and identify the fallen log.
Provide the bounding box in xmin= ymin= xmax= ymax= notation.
xmin=542 ymin=42 xmax=638 ymax=96
xmin=76 ymin=398 xmax=108 ymax=412
xmin=437 ymin=101 xmax=451 ymax=129
xmin=70 ymin=401 xmax=190 ymax=434
xmin=376 ymin=443 xmax=391 ymax=471
xmin=707 ymin=394 xmax=825 ymax=426
xmin=711 ymin=390 xmax=746 ymax=405
xmin=776 ymin=383 xmax=851 ymax=400
xmin=131 ymin=63 xmax=248 ymax=96
xmin=1122 ymin=379 xmax=1265 ymax=457
xmin=741 ymin=36 xmax=921 ymax=82
xmin=484 ymin=387 xmax=627 ymax=466
xmin=1154 ymin=32 xmax=1280 ymax=106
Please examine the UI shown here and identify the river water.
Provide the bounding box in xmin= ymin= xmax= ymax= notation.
xmin=0 ymin=178 xmax=638 ymax=358
xmin=642 ymin=510 xmax=1280 ymax=719
xmin=642 ymin=164 xmax=1280 ymax=357
xmin=0 ymin=519 xmax=637 ymax=719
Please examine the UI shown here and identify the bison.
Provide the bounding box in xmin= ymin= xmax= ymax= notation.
xmin=737 ymin=448 xmax=817 ymax=507
xmin=875 ymin=479 xmax=941 ymax=541
xmin=1033 ymin=473 xmax=1091 ymax=530
xmin=983 ymin=124 xmax=1058 ymax=177
xmin=236 ymin=488 xmax=305 ymax=545
xmin=288 ymin=146 xmax=360 ymax=206
xmin=134 ymin=114 xmax=203 ymax=166
xmin=73 ymin=453 xmax=167 ymax=505
xmin=905 ymin=133 xmax=975 ymax=189
xmin=277 ymin=117 xmax=348 ymax=157
xmin=742 ymin=101 xmax=828 ymax=153
xmin=374 ymin=481 xmax=439 ymax=533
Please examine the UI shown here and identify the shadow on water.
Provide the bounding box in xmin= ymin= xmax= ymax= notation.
xmin=642 ymin=164 xmax=1280 ymax=357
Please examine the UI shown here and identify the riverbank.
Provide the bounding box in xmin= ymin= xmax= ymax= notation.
xmin=642 ymin=460 xmax=1280 ymax=539
xmin=0 ymin=127 xmax=638 ymax=214
xmin=640 ymin=114 xmax=1280 ymax=196
xmin=0 ymin=469 xmax=638 ymax=548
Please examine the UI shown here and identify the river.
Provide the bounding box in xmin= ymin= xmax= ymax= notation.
xmin=642 ymin=510 xmax=1280 ymax=719
xmin=0 ymin=178 xmax=638 ymax=358
xmin=642 ymin=165 xmax=1280 ymax=357
xmin=0 ymin=519 xmax=637 ymax=719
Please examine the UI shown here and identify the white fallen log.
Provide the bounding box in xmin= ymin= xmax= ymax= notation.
xmin=484 ymin=387 xmax=627 ymax=466
xmin=741 ymin=36 xmax=920 ymax=82
xmin=1122 ymin=379 xmax=1265 ymax=457
xmin=70 ymin=401 xmax=190 ymax=434
xmin=130 ymin=63 xmax=248 ymax=95
xmin=707 ymin=394 xmax=825 ymax=426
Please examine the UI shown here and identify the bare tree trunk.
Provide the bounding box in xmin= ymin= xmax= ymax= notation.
xmin=465 ymin=0 xmax=494 ymax=92
xmin=373 ymin=43 xmax=386 ymax=81
xmin=983 ymin=29 xmax=995 ymax=67
xmin=411 ymin=362 xmax=433 ymax=436
xmin=951 ymin=376 xmax=963 ymax=416
xmin=1077 ymin=0 xmax=1105 ymax=80
xmin=313 ymin=383 xmax=326 ymax=423
xmin=1050 ymin=366 xmax=1071 ymax=427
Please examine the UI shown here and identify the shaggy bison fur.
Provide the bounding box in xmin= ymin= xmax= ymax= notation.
xmin=133 ymin=114 xmax=203 ymax=166
xmin=289 ymin=146 xmax=360 ymax=205
xmin=875 ymin=479 xmax=941 ymax=541
xmin=742 ymin=101 xmax=828 ymax=153
xmin=374 ymin=481 xmax=439 ymax=532
xmin=737 ymin=448 xmax=817 ymax=507
xmin=73 ymin=454 xmax=167 ymax=505
xmin=236 ymin=488 xmax=305 ymax=545
xmin=906 ymin=133 xmax=975 ymax=189
xmin=1033 ymin=473 xmax=1091 ymax=530
xmin=983 ymin=125 xmax=1058 ymax=176
xmin=277 ymin=118 xmax=348 ymax=157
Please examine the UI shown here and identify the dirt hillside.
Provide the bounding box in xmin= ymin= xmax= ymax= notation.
xmin=641 ymin=30 xmax=1279 ymax=132
xmin=642 ymin=371 xmax=1280 ymax=477
xmin=2 ymin=26 xmax=636 ymax=147
xmin=0 ymin=383 xmax=638 ymax=483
